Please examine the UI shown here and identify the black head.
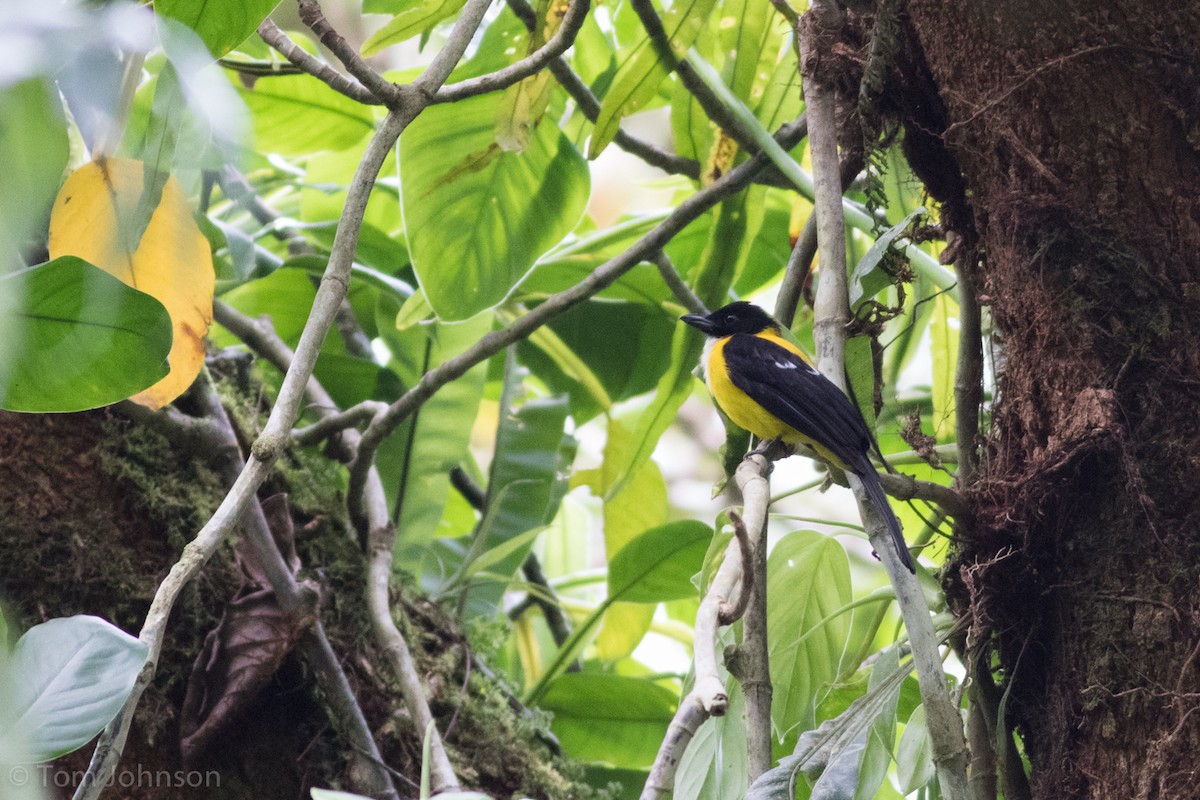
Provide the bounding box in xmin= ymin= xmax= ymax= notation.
xmin=680 ymin=301 xmax=777 ymax=337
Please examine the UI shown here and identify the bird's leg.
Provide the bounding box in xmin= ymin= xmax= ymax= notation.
xmin=748 ymin=437 xmax=793 ymax=460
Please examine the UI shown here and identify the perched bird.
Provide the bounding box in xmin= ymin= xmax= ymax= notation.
xmin=681 ymin=301 xmax=914 ymax=573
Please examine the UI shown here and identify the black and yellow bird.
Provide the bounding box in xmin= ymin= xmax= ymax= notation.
xmin=681 ymin=301 xmax=914 ymax=573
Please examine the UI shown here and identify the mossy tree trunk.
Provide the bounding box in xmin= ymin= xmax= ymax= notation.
xmin=898 ymin=2 xmax=1200 ymax=797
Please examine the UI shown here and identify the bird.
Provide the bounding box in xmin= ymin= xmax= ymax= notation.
xmin=680 ymin=301 xmax=914 ymax=573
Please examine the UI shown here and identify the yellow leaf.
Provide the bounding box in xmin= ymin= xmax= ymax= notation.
xmin=48 ymin=157 xmax=214 ymax=409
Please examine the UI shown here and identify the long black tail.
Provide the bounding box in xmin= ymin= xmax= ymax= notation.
xmin=858 ymin=468 xmax=914 ymax=573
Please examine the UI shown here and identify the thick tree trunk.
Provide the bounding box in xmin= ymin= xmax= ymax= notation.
xmin=897 ymin=2 xmax=1200 ymax=797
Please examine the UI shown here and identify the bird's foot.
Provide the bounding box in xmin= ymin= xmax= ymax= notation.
xmin=748 ymin=437 xmax=793 ymax=461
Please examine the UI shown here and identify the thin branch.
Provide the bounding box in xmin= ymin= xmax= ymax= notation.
xmin=800 ymin=2 xmax=969 ymax=797
xmin=297 ymin=0 xmax=405 ymax=106
xmin=434 ymin=0 xmax=591 ymax=103
xmin=258 ymin=19 xmax=380 ymax=105
xmin=731 ymin=454 xmax=773 ymax=781
xmin=718 ymin=510 xmax=753 ymax=625
xmin=504 ymin=0 xmax=701 ymax=179
xmin=78 ymin=11 xmax=490 ymax=789
xmin=654 ymin=252 xmax=707 ymax=315
xmin=218 ymin=57 xmax=304 ymax=77
xmin=213 ymin=301 xmax=459 ymax=792
xmin=878 ymin=472 xmax=969 ymax=519
xmin=347 ymin=117 xmax=811 ymax=527
xmin=642 ymin=522 xmax=748 ymax=800
xmin=293 ymin=401 xmax=388 ymax=446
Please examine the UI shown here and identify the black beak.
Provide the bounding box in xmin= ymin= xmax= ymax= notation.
xmin=680 ymin=313 xmax=715 ymax=335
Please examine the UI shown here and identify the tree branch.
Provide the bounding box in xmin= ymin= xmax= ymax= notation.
xmin=800 ymin=3 xmax=969 ymax=797
xmin=954 ymin=239 xmax=984 ymax=485
xmin=434 ymin=0 xmax=591 ymax=103
xmin=297 ymin=0 xmax=405 ymax=106
xmin=504 ymin=0 xmax=701 ymax=179
xmin=213 ymin=300 xmax=460 ymax=792
xmin=293 ymin=401 xmax=388 ymax=446
xmin=258 ymin=18 xmax=380 ymax=105
xmin=347 ymin=117 xmax=810 ymax=528
xmin=654 ymin=252 xmax=707 ymax=315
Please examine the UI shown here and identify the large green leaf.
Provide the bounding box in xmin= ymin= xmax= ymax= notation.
xmin=236 ymin=74 xmax=375 ymax=156
xmin=400 ymin=93 xmax=590 ymax=321
xmin=540 ymin=674 xmax=677 ymax=767
xmin=588 ymin=0 xmax=720 ymax=157
xmin=0 ymin=258 xmax=172 ymax=413
xmin=607 ymin=520 xmax=712 ymax=603
xmin=0 ymin=616 xmax=148 ymax=762
xmin=158 ymin=0 xmax=281 ymax=59
xmin=767 ymin=530 xmax=853 ymax=737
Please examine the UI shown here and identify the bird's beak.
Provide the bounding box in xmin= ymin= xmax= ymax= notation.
xmin=680 ymin=313 xmax=715 ymax=334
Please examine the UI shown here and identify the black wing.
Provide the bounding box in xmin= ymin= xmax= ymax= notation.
xmin=723 ymin=334 xmax=873 ymax=473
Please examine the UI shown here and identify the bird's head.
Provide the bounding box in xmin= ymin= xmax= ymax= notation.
xmin=680 ymin=301 xmax=778 ymax=338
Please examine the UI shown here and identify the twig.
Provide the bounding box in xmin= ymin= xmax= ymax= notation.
xmin=293 ymin=401 xmax=387 ymax=446
xmin=78 ymin=380 xmax=399 ymax=800
xmin=258 ymin=19 xmax=380 ymax=105
xmin=732 ymin=453 xmax=773 ymax=781
xmin=641 ymin=524 xmax=747 ymax=799
xmin=800 ymin=2 xmax=969 ymax=797
xmin=718 ymin=510 xmax=753 ymax=624
xmin=878 ymin=472 xmax=969 ymax=519
xmin=77 ymin=7 xmax=493 ymax=789
xmin=213 ymin=301 xmax=460 ymax=792
xmin=347 ymin=116 xmax=810 ymax=527
xmin=654 ymin=252 xmax=707 ymax=315
xmin=434 ymin=0 xmax=591 ymax=103
xmin=297 ymin=0 xmax=405 ymax=106
xmin=504 ymin=0 xmax=700 ymax=178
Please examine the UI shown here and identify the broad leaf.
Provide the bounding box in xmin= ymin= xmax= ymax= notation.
xmin=0 ymin=257 xmax=172 ymax=412
xmin=607 ymin=520 xmax=712 ymax=603
xmin=236 ymin=75 xmax=375 ymax=156
xmin=768 ymin=531 xmax=853 ymax=737
xmin=0 ymin=79 xmax=68 ymax=262
xmin=48 ymin=157 xmax=214 ymax=409
xmin=400 ymin=92 xmax=590 ymax=321
xmin=588 ymin=0 xmax=720 ymax=157
xmin=895 ymin=705 xmax=935 ymax=793
xmin=539 ymin=674 xmax=677 ymax=767
xmin=674 ymin=676 xmax=748 ymax=800
xmin=157 ymin=0 xmax=281 ymax=59
xmin=361 ymin=0 xmax=469 ymax=56
xmin=0 ymin=616 xmax=147 ymax=762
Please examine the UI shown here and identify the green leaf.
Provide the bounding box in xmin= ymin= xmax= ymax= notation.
xmin=845 ymin=335 xmax=877 ymax=430
xmin=400 ymin=93 xmax=590 ymax=321
xmin=674 ymin=676 xmax=748 ymax=800
xmin=516 ymin=299 xmax=676 ymax=422
xmin=361 ymin=0 xmax=469 ymax=55
xmin=236 ymin=74 xmax=375 ymax=156
xmin=157 ymin=0 xmax=281 ymax=58
xmin=930 ymin=291 xmax=958 ymax=441
xmin=540 ymin=674 xmax=677 ymax=767
xmin=387 ymin=314 xmax=492 ymax=547
xmin=588 ymin=0 xmax=720 ymax=158
xmin=0 ymin=616 xmax=148 ymax=762
xmin=461 ymin=378 xmax=573 ymax=613
xmin=896 ymin=705 xmax=935 ymax=793
xmin=849 ymin=207 xmax=925 ymax=306
xmin=213 ymin=267 xmax=317 ymax=348
xmin=608 ymin=520 xmax=712 ymax=603
xmin=852 ymin=647 xmax=902 ymax=800
xmin=0 ymin=258 xmax=172 ymax=413
xmin=0 ymin=79 xmax=69 ymax=262
xmin=768 ymin=531 xmax=853 ymax=737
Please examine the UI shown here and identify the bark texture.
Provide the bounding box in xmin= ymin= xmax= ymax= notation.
xmin=895 ymin=2 xmax=1200 ymax=797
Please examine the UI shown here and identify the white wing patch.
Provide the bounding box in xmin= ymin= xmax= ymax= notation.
xmin=774 ymin=360 xmax=798 ymax=370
